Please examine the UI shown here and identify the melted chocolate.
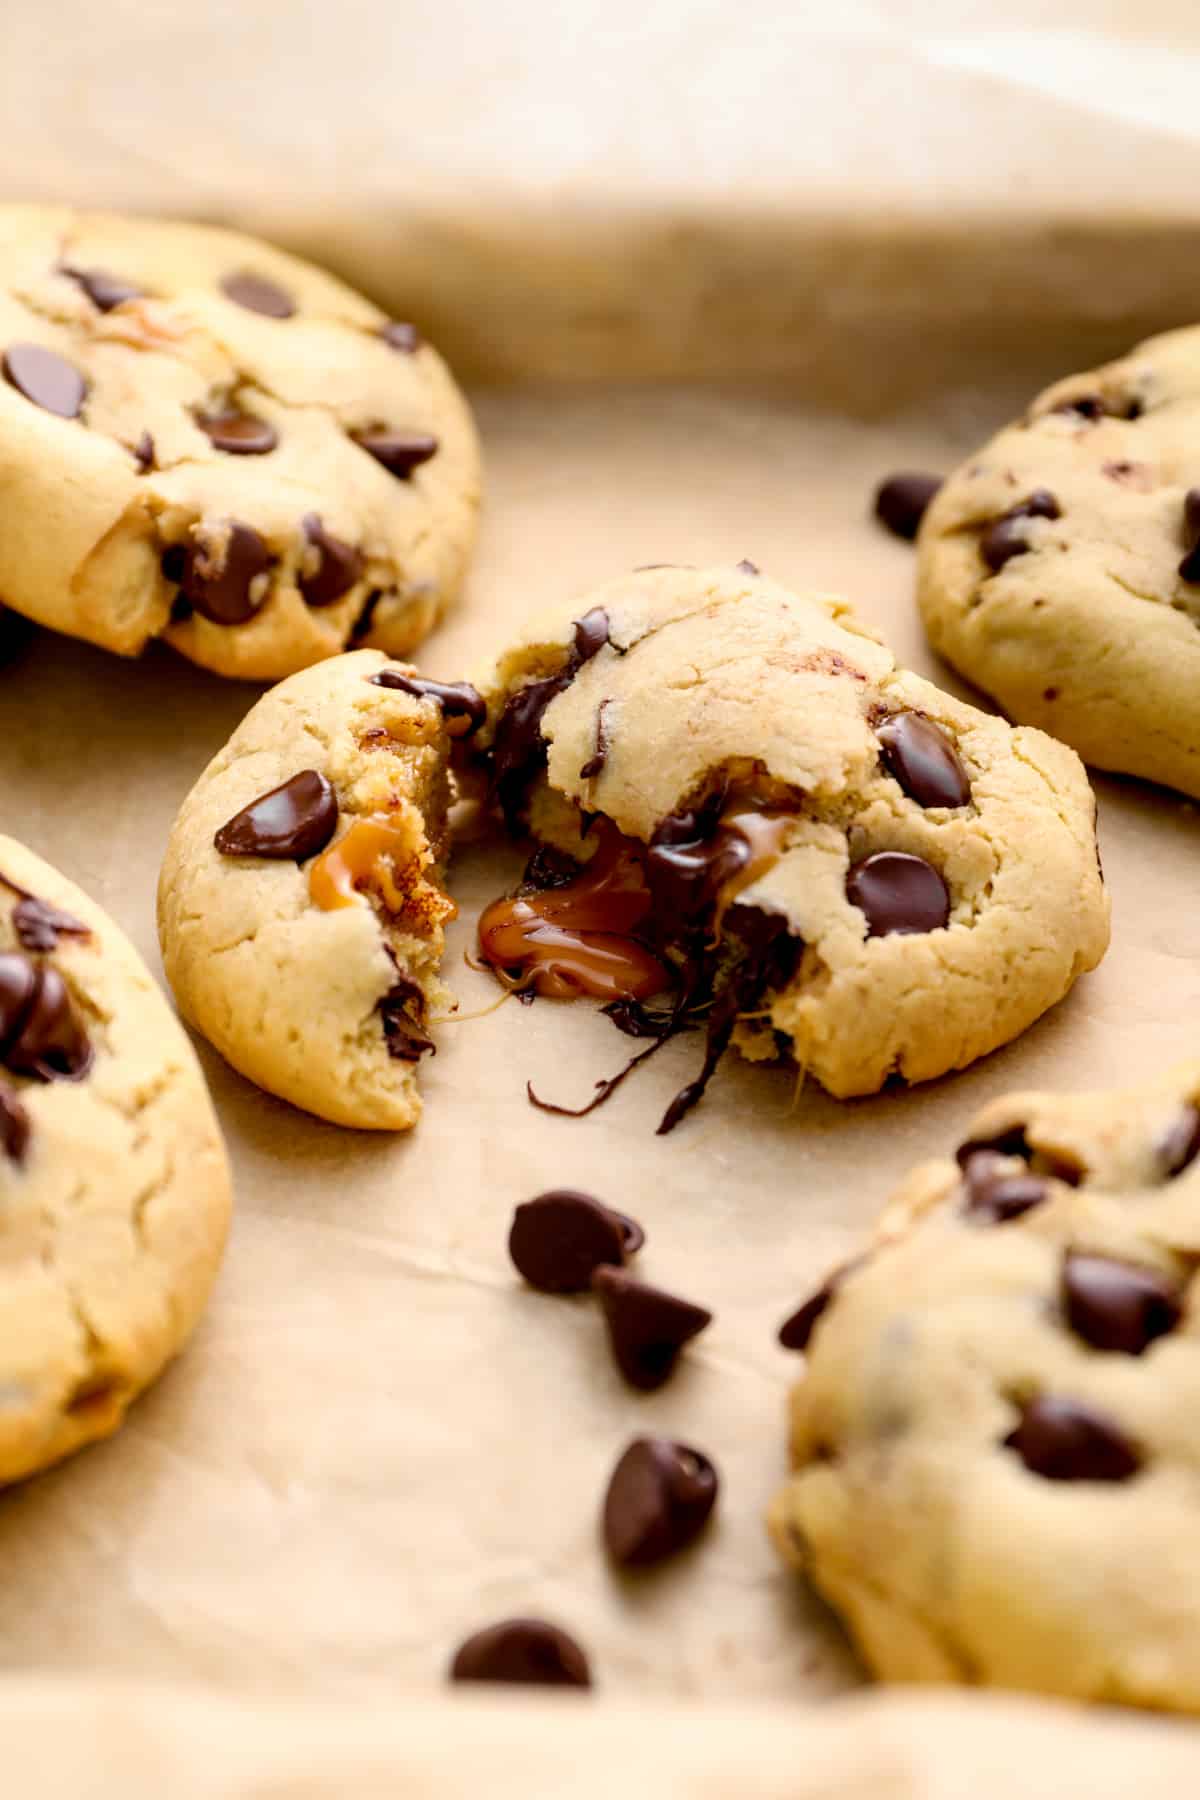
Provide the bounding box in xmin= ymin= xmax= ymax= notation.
xmin=378 ymin=976 xmax=434 ymax=1062
xmin=0 ymin=952 xmax=92 ymax=1083
xmin=370 ymin=670 xmax=487 ymax=738
xmin=487 ymin=609 xmax=611 ymax=827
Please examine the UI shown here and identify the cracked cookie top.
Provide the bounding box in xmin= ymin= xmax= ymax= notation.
xmin=0 ymin=205 xmax=481 ymax=680
xmin=0 ymin=834 xmax=231 ymax=1486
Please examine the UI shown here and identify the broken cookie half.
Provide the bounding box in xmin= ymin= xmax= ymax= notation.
xmin=467 ymin=563 xmax=1111 ymax=1130
xmin=158 ymin=650 xmax=463 ymax=1128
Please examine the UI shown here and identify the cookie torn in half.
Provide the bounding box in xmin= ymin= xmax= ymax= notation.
xmin=158 ymin=650 xmax=464 ymax=1128
xmin=0 ymin=835 xmax=231 ymax=1485
xmin=467 ymin=563 xmax=1110 ymax=1130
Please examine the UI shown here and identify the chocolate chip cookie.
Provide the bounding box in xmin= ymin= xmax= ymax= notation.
xmin=469 ymin=563 xmax=1109 ymax=1126
xmin=770 ymin=1062 xmax=1200 ymax=1711
xmin=0 ymin=835 xmax=231 ymax=1485
xmin=0 ymin=205 xmax=480 ymax=679
xmin=918 ymin=325 xmax=1200 ymax=796
xmin=158 ymin=650 xmax=462 ymax=1128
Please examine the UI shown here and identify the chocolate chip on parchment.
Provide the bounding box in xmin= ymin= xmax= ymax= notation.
xmin=450 ymin=1618 xmax=591 ymax=1688
xmin=980 ymin=488 xmax=1060 ymax=572
xmin=3 ymin=343 xmax=86 ymax=419
xmin=369 ymin=670 xmax=487 ymax=737
xmin=877 ymin=713 xmax=971 ymax=809
xmin=12 ymin=896 xmax=89 ymax=954
xmin=62 ymin=266 xmax=143 ymax=313
xmin=509 ymin=1190 xmax=643 ymax=1293
xmin=591 ymin=1266 xmax=712 ymax=1391
xmin=845 ymin=851 xmax=949 ymax=937
xmin=195 ymin=409 xmax=278 ymax=456
xmin=0 ymin=961 xmax=92 ymax=1082
xmin=874 ymin=472 xmax=943 ymax=541
xmin=220 ymin=271 xmax=295 ymax=318
xmin=961 ymin=1153 xmax=1049 ymax=1224
xmin=1004 ymin=1395 xmax=1141 ymax=1482
xmin=214 ymin=769 xmax=338 ymax=861
xmin=350 ymin=428 xmax=438 ymax=478
xmin=778 ymin=1255 xmax=869 ymax=1351
xmin=602 ymin=1436 xmax=719 ymax=1567
xmin=173 ymin=522 xmax=273 ymax=625
xmin=298 ymin=514 xmax=363 ymax=608
xmin=379 ymin=320 xmax=421 ymax=352
xmin=1160 ymin=1104 xmax=1200 ymax=1177
xmin=1062 ymin=1252 xmax=1182 ymax=1355
xmin=0 ymin=1078 xmax=29 ymax=1164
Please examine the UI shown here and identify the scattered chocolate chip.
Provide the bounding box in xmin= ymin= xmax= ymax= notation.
xmin=297 ymin=514 xmax=362 ymax=607
xmin=195 ymin=409 xmax=278 ymax=455
xmin=778 ymin=1255 xmax=868 ymax=1351
xmin=488 ymin=609 xmax=611 ymax=828
xmin=845 ymin=851 xmax=949 ymax=937
xmin=1062 ymin=1252 xmax=1182 ymax=1355
xmin=580 ymin=699 xmax=613 ymax=781
xmin=380 ymin=321 xmax=421 ymax=352
xmin=2 ymin=343 xmax=86 ymax=419
xmin=132 ymin=430 xmax=155 ymax=472
xmin=11 ymin=896 xmax=89 ymax=954
xmin=173 ymin=522 xmax=273 ymax=625
xmin=735 ymin=558 xmax=761 ymax=575
xmin=877 ymin=713 xmax=971 ymax=808
xmin=1160 ymin=1104 xmax=1200 ymax=1177
xmin=369 ymin=670 xmax=487 ymax=737
xmin=0 ymin=959 xmax=92 ymax=1082
xmin=450 ymin=1619 xmax=591 ymax=1688
xmin=1004 ymin=1395 xmax=1140 ymax=1482
xmin=220 ymin=271 xmax=295 ymax=318
xmin=378 ymin=980 xmax=435 ymax=1062
xmin=509 ymin=1190 xmax=641 ymax=1292
xmin=62 ymin=266 xmax=143 ymax=312
xmin=591 ymin=1266 xmax=711 ymax=1390
xmin=961 ymin=1153 xmax=1049 ymax=1224
xmin=980 ymin=489 xmax=1060 ymax=572
xmin=351 ymin=429 xmax=438 ymax=478
xmin=602 ymin=1436 xmax=719 ymax=1567
xmin=214 ymin=770 xmax=338 ymax=860
xmin=1179 ymin=489 xmax=1200 ymax=583
xmin=0 ymin=1078 xmax=29 ymax=1163
xmin=874 ymin=472 xmax=943 ymax=541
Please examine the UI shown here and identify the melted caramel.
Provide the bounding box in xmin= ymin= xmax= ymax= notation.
xmin=711 ymin=808 xmax=793 ymax=930
xmin=308 ymin=814 xmax=455 ymax=921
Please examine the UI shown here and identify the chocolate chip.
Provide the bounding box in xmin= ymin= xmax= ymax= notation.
xmin=874 ymin=472 xmax=943 ymax=541
xmin=980 ymin=489 xmax=1060 ymax=572
xmin=590 ymin=1266 xmax=711 ymax=1390
xmin=214 ymin=770 xmax=338 ymax=860
xmin=1160 ymin=1104 xmax=1200 ymax=1177
xmin=735 ymin=558 xmax=761 ymax=575
xmin=0 ymin=1078 xmax=29 ymax=1163
xmin=580 ymin=700 xmax=613 ymax=781
xmin=369 ymin=670 xmax=487 ymax=737
xmin=62 ymin=266 xmax=143 ymax=312
xmin=961 ymin=1153 xmax=1049 ymax=1224
xmin=2 ymin=344 xmax=85 ymax=419
xmin=1004 ymin=1396 xmax=1140 ymax=1482
xmin=350 ymin=429 xmax=438 ymax=478
xmin=378 ymin=980 xmax=434 ymax=1062
xmin=220 ymin=271 xmax=295 ymax=318
xmin=877 ymin=713 xmax=971 ymax=808
xmin=1179 ymin=489 xmax=1200 ymax=583
xmin=174 ymin=523 xmax=273 ymax=625
xmin=132 ymin=430 xmax=155 ymax=472
xmin=450 ymin=1619 xmax=591 ymax=1687
xmin=195 ymin=410 xmax=278 ymax=455
xmin=778 ymin=1255 xmax=868 ymax=1351
xmin=1052 ymin=394 xmax=1106 ymax=421
xmin=298 ymin=514 xmax=362 ymax=608
xmin=1062 ymin=1252 xmax=1182 ymax=1355
xmin=845 ymin=851 xmax=949 ymax=937
xmin=0 ymin=952 xmax=37 ymax=1045
xmin=508 ymin=1190 xmax=641 ymax=1292
xmin=602 ymin=1436 xmax=719 ymax=1567
xmin=0 ymin=962 xmax=92 ymax=1082
xmin=380 ymin=321 xmax=421 ymax=352
xmin=11 ymin=896 xmax=89 ymax=954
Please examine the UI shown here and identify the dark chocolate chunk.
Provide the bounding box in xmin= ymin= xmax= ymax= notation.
xmin=1180 ymin=489 xmax=1200 ymax=583
xmin=450 ymin=1618 xmax=591 ymax=1687
xmin=488 ymin=608 xmax=611 ymax=828
xmin=645 ymin=801 xmax=749 ymax=932
xmin=132 ymin=430 xmax=155 ymax=472
xmin=1 ymin=963 xmax=92 ymax=1082
xmin=378 ymin=979 xmax=435 ymax=1062
xmin=845 ymin=851 xmax=950 ymax=937
xmin=579 ymin=699 xmax=613 ymax=781
xmin=380 ymin=321 xmax=421 ymax=352
xmin=1004 ymin=1395 xmax=1140 ymax=1482
xmin=877 ymin=713 xmax=971 ymax=809
xmin=350 ymin=429 xmax=438 ymax=478
xmin=173 ymin=523 xmax=273 ymax=625
xmin=1062 ymin=1252 xmax=1182 ymax=1355
xmin=11 ymin=896 xmax=89 ymax=954
xmin=369 ymin=669 xmax=487 ymax=737
xmin=980 ymin=489 xmax=1060 ymax=572
xmin=220 ymin=271 xmax=295 ymax=318
xmin=63 ymin=266 xmax=143 ymax=312
xmin=298 ymin=514 xmax=363 ymax=607
xmin=0 ymin=953 xmax=37 ymax=1046
xmin=602 ymin=1436 xmax=719 ymax=1567
xmin=1160 ymin=1104 xmax=1200 ymax=1177
xmin=509 ymin=1190 xmax=641 ymax=1292
xmin=0 ymin=1078 xmax=29 ymax=1163
xmin=961 ymin=1153 xmax=1049 ymax=1224
xmin=591 ymin=1265 xmax=712 ymax=1390
xmin=214 ymin=770 xmax=338 ymax=860
xmin=874 ymin=472 xmax=943 ymax=541
xmin=195 ymin=409 xmax=278 ymax=455
xmin=778 ymin=1255 xmax=868 ymax=1351
xmin=2 ymin=343 xmax=86 ymax=419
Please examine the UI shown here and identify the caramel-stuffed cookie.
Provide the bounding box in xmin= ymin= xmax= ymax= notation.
xmin=0 ymin=205 xmax=479 ymax=679
xmin=0 ymin=836 xmax=230 ymax=1485
xmin=918 ymin=324 xmax=1200 ymax=796
xmin=158 ymin=651 xmax=462 ymax=1128
xmin=771 ymin=1063 xmax=1200 ymax=1711
xmin=470 ymin=564 xmax=1109 ymax=1126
